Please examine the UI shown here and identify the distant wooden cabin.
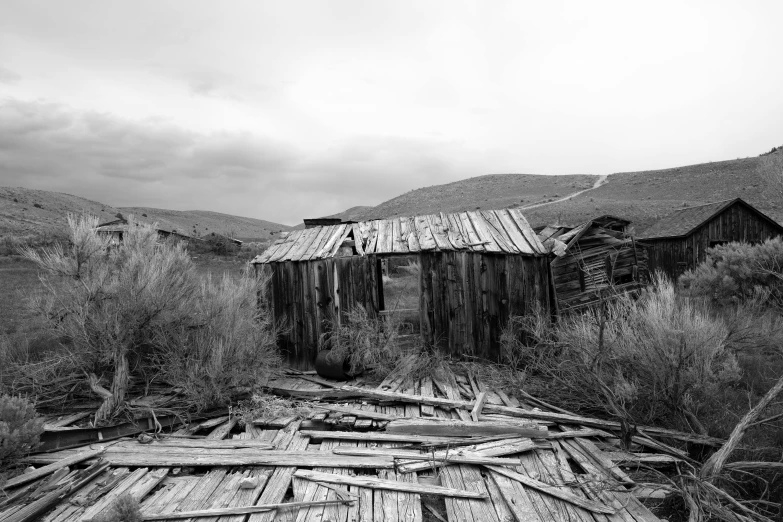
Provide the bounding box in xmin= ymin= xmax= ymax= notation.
xmin=639 ymin=198 xmax=783 ymax=280
xmin=539 ymin=219 xmax=648 ymax=313
xmin=95 ymin=218 xmax=194 ymax=244
xmin=252 ymin=209 xmax=553 ymax=369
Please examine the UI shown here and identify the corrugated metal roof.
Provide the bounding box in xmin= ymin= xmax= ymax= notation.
xmin=639 ymin=199 xmax=738 ymax=240
xmin=252 ymin=209 xmax=546 ymax=263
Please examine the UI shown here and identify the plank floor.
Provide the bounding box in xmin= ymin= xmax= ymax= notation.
xmin=9 ymin=366 xmax=664 ymax=522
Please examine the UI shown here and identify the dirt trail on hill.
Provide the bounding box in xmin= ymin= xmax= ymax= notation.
xmin=521 ymin=174 xmax=608 ymax=211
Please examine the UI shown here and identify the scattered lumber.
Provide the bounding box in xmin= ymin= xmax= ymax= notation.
xmin=385 ymin=418 xmax=545 ymax=438
xmin=396 ymin=437 xmax=537 ymax=473
xmin=486 ymin=465 xmax=616 ymax=514
xmin=3 ymin=448 xmax=104 ymax=490
xmin=276 ymin=384 xmax=723 ymax=445
xmin=310 ymin=404 xmax=399 ymax=421
xmin=330 ymin=447 xmax=522 ymax=467
xmin=4 ymin=460 xmax=110 ymax=522
xmin=292 ymin=469 xmax=488 ymax=499
xmin=27 ymin=445 xmax=395 ymax=468
xmin=138 ymin=498 xmax=355 ymax=521
xmin=137 ymin=439 xmax=275 ymax=450
xmin=300 ymin=429 xmax=492 ymax=445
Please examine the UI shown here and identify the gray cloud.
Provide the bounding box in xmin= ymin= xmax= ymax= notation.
xmin=0 ymin=98 xmax=464 ymax=224
xmin=0 ymin=66 xmax=20 ymax=84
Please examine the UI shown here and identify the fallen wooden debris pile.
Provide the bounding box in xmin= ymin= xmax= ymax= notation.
xmin=2 ymin=365 xmax=678 ymax=522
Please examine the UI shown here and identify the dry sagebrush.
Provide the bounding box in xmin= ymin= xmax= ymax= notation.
xmin=9 ymin=214 xmax=281 ymax=420
xmin=154 ymin=271 xmax=282 ymax=411
xmin=502 ymin=274 xmax=739 ymax=430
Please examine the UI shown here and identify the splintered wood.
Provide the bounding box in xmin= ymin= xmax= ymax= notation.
xmin=8 ymin=367 xmax=670 ymax=522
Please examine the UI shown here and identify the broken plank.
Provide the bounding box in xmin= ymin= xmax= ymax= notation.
xmin=490 ymin=471 xmax=542 ymax=522
xmin=28 ymin=448 xmax=393 ymax=468
xmin=471 ymin=391 xmax=488 ymax=423
xmin=140 ymin=499 xmax=355 ymax=520
xmin=440 ymin=464 xmax=500 ymax=522
xmin=386 ymin=419 xmax=545 ymax=438
xmin=293 ymin=469 xmax=488 ymax=499
xmin=420 ymin=377 xmax=436 ymax=417
xmin=206 ymin=417 xmax=238 ymax=439
xmin=44 ymin=412 xmax=91 ymax=430
xmin=485 ymin=465 xmax=616 ymax=514
xmin=138 ymin=439 xmax=275 ymax=450
xmin=397 ymin=438 xmax=537 ymax=473
xmin=312 ymin=404 xmax=398 ymax=421
xmin=4 ymin=449 xmax=104 ymax=490
xmin=276 ymin=385 xmax=723 ymax=446
xmin=248 ymin=429 xmax=309 ymax=522
xmin=331 ymin=447 xmax=522 ymax=466
xmin=300 ymin=430 xmax=495 ymax=445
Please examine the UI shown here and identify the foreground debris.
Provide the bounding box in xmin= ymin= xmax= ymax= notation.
xmin=2 ymin=367 xmax=685 ymax=522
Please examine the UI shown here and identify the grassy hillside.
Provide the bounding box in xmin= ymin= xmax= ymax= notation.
xmin=323 ymin=152 xmax=783 ymax=232
xmin=0 ymin=187 xmax=124 ymax=245
xmin=119 ymin=207 xmax=293 ymax=242
xmin=331 ymin=174 xmax=598 ymax=221
xmin=0 ymin=187 xmax=292 ymax=245
xmin=522 ymin=155 xmax=782 ymax=232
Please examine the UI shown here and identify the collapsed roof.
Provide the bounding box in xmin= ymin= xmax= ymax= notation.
xmin=252 ymin=209 xmax=547 ymax=263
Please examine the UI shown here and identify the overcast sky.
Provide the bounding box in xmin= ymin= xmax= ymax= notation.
xmin=1 ymin=1 xmax=782 ymax=225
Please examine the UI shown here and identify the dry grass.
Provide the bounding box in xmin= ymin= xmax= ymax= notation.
xmin=235 ymin=393 xmax=316 ymax=426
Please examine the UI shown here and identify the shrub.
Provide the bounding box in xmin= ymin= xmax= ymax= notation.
xmin=153 ymin=271 xmax=281 ymax=411
xmin=92 ymin=495 xmax=142 ymax=522
xmin=680 ymin=238 xmax=783 ymax=308
xmin=0 ymin=394 xmax=45 ymax=470
xmin=33 ymin=203 xmax=42 ymax=209
xmin=17 ymin=214 xmax=281 ymax=421
xmin=324 ymin=306 xmax=401 ymax=380
xmin=21 ymin=215 xmax=197 ymax=422
xmin=235 ymin=394 xmax=315 ymax=426
xmin=504 ymin=275 xmax=739 ymax=431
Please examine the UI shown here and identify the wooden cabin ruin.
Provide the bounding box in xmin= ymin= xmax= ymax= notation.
xmin=538 ymin=218 xmax=648 ymax=313
xmin=639 ymin=198 xmax=783 ymax=280
xmin=95 ymin=217 xmax=194 ymax=245
xmin=251 ymin=209 xmax=553 ymax=369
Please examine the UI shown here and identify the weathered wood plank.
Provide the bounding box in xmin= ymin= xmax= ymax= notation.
xmin=293 ymin=470 xmax=487 ymax=499
xmin=4 ymin=449 xmax=104 ymax=490
xmin=485 ymin=465 xmax=615 ymax=514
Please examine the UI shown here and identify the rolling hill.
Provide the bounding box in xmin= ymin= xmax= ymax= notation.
xmin=0 ymin=187 xmax=292 ymax=243
xmin=118 ymin=207 xmax=291 ymax=242
xmin=324 ymin=151 xmax=783 ymax=233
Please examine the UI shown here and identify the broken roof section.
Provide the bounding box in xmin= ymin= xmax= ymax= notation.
xmin=253 ymin=208 xmax=546 ymax=263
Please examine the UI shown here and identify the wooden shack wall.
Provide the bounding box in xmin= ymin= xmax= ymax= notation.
xmin=551 ymin=229 xmax=648 ymax=312
xmin=419 ymin=252 xmax=552 ymax=361
xmin=264 ymin=255 xmax=381 ymax=369
xmin=646 ymin=203 xmax=783 ymax=280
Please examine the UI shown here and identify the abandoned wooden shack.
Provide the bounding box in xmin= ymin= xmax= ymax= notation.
xmin=95 ymin=217 xmax=194 ymax=244
xmin=252 ymin=209 xmax=552 ymax=369
xmin=538 ymin=218 xmax=648 ymax=312
xmin=639 ymin=198 xmax=783 ymax=280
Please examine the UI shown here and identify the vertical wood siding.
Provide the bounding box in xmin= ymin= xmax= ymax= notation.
xmin=419 ymin=252 xmax=551 ymax=361
xmin=268 ymin=252 xmax=551 ymax=368
xmin=269 ymin=256 xmax=381 ymax=369
xmin=646 ymin=203 xmax=783 ymax=280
